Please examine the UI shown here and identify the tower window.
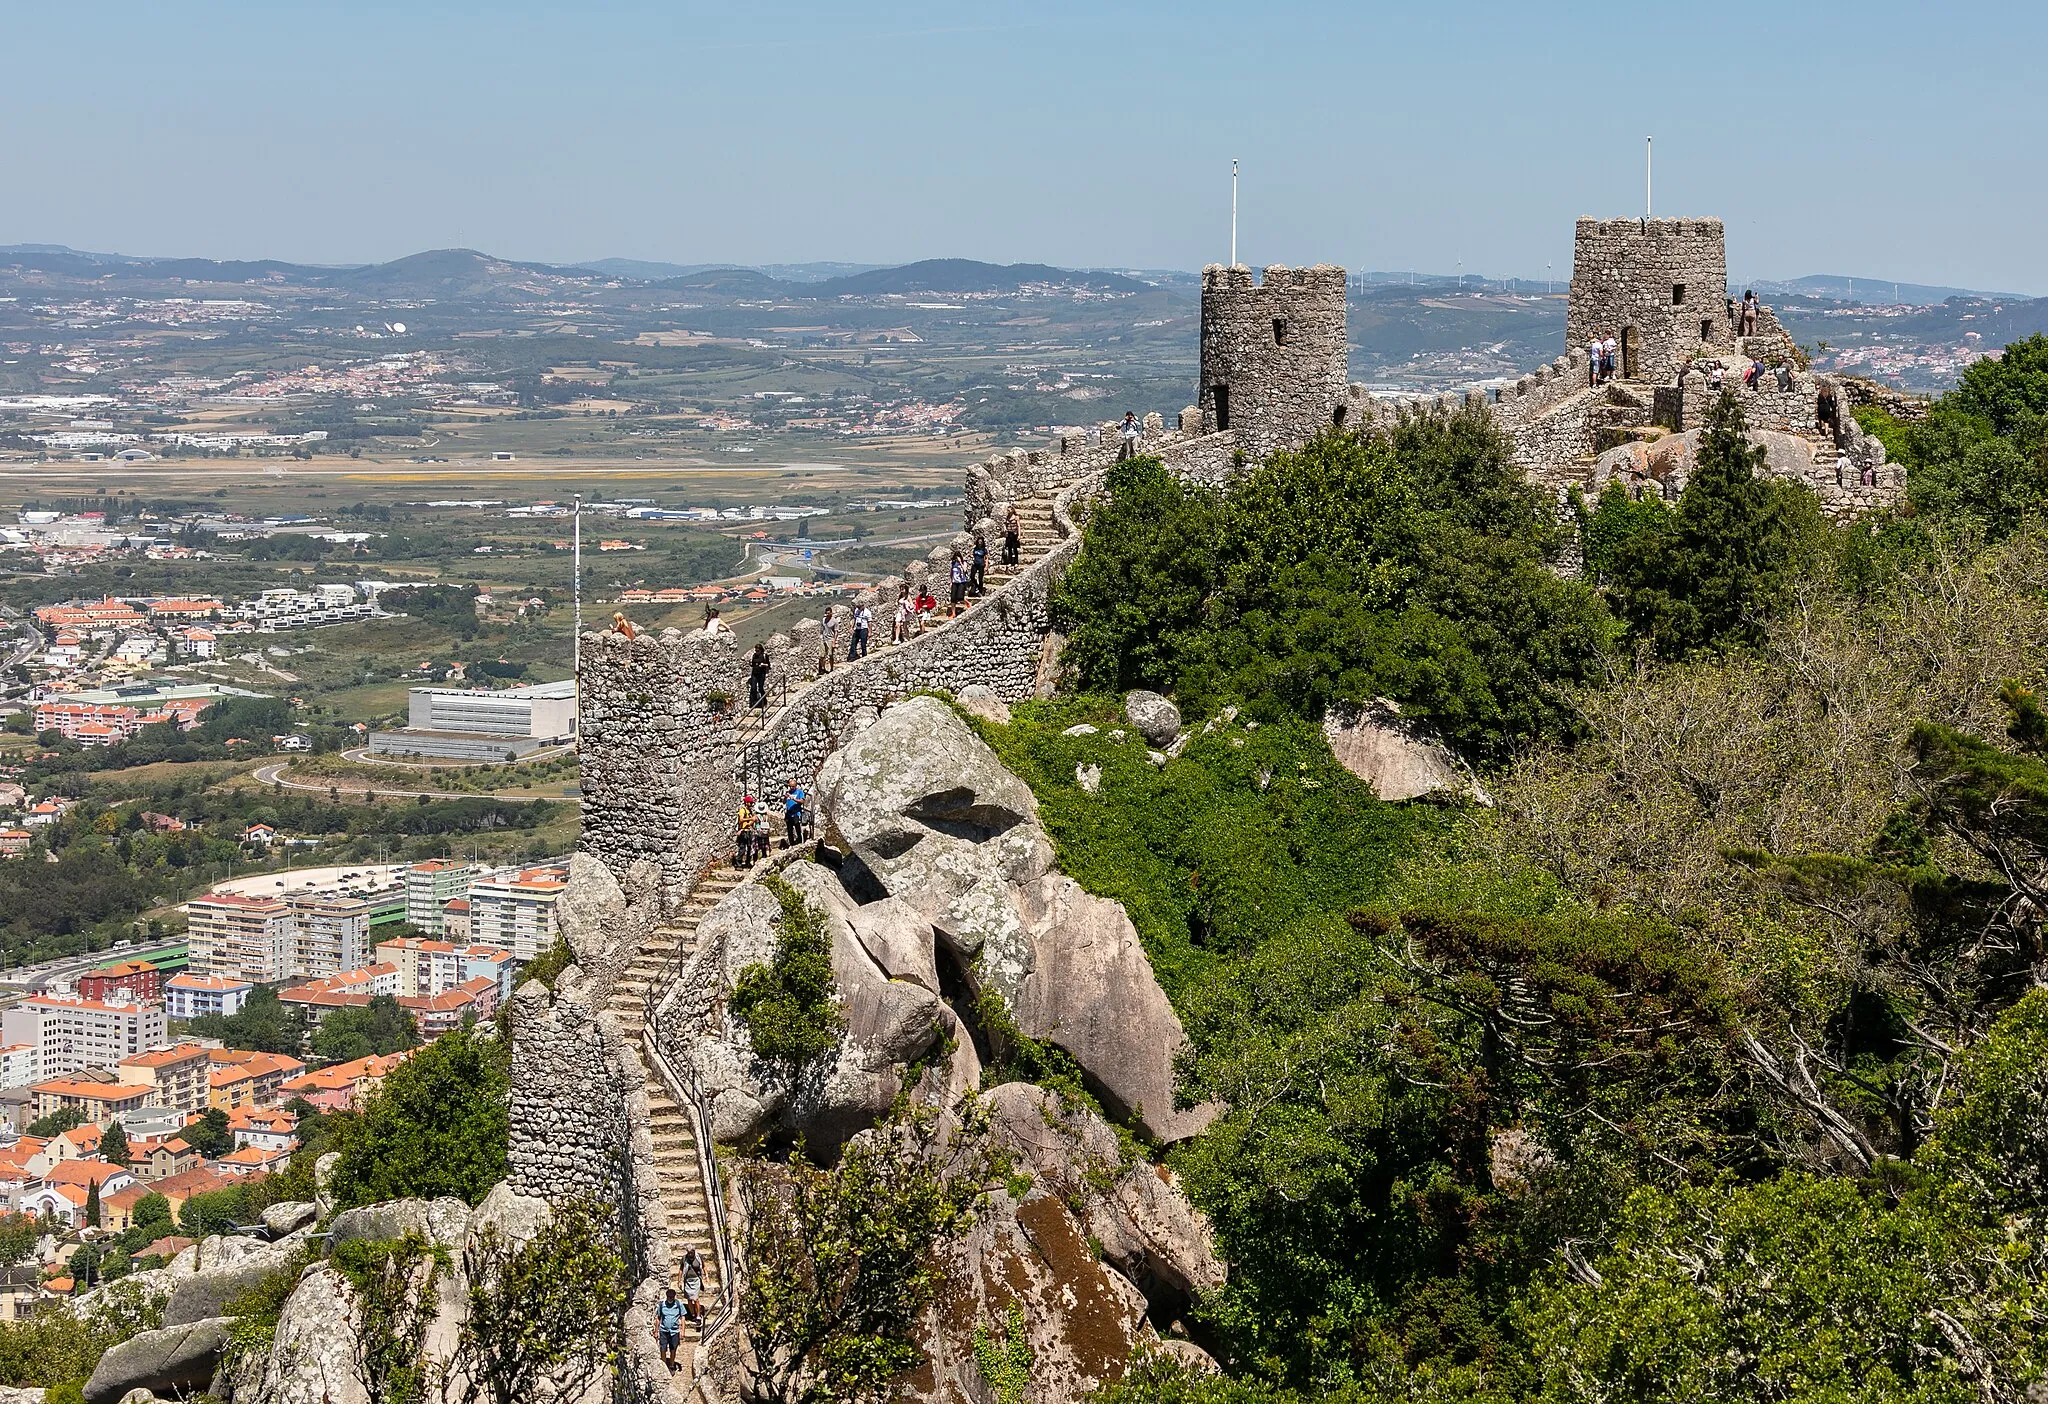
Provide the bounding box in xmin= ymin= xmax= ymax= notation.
xmin=1212 ymin=384 xmax=1231 ymax=431
xmin=1333 ymin=404 xmax=1348 ymax=429
xmin=1701 ymin=319 xmax=1713 ymax=343
xmin=1272 ymin=318 xmax=1288 ymax=345
xmin=1672 ymin=282 xmax=1686 ymax=305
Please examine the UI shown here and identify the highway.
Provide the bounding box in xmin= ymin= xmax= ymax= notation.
xmin=0 ymin=939 xmax=190 ymax=994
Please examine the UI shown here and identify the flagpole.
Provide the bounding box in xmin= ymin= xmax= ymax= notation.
xmin=1646 ymin=136 xmax=1653 ymax=219
xmin=572 ymin=493 xmax=582 ymax=684
xmin=1230 ymin=159 xmax=1238 ymax=266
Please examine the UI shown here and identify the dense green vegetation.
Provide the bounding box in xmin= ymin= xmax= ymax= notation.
xmin=1023 ymin=360 xmax=2048 ymax=1400
xmin=730 ymin=877 xmax=845 ymax=1066
xmin=328 ymin=1024 xmax=511 ymax=1211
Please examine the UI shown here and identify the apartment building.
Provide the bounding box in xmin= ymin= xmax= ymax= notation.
xmin=0 ymin=1044 xmax=34 ymax=1089
xmin=0 ymin=996 xmax=166 ymax=1079
xmin=28 ymin=1076 xmax=153 ymax=1124
xmin=186 ymin=892 xmax=293 ymax=984
xmin=465 ymin=864 xmax=568 ymax=962
xmin=207 ymin=1049 xmax=304 ymax=1110
xmin=287 ymin=879 xmax=404 ymax=978
xmin=374 ymin=937 xmax=516 ymax=1001
xmin=77 ymin=959 xmax=165 ymax=1006
xmin=404 ymin=860 xmax=474 ymax=935
xmin=164 ymin=972 xmax=253 ymax=1021
xmin=116 ymin=1042 xmax=212 ymax=1114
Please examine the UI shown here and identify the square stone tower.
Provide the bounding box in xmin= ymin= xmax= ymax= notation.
xmin=1199 ymin=263 xmax=1350 ymax=463
xmin=1568 ymin=218 xmax=1733 ymax=383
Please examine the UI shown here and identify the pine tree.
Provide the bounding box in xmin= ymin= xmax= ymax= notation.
xmin=100 ymin=1121 xmax=130 ymax=1167
xmin=84 ymin=1178 xmax=101 ymax=1230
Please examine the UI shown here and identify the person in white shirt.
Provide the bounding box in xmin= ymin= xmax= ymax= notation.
xmin=1118 ymin=411 xmax=1140 ymax=461
xmin=1602 ymin=335 xmax=1619 ymax=381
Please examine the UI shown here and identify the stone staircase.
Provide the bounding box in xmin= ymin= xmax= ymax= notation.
xmin=607 ymin=865 xmax=743 ymax=1316
xmin=984 ymin=485 xmax=1069 ymax=591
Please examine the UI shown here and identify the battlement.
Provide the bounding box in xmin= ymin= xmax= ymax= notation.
xmin=1201 ymin=262 xmax=1349 ymax=294
xmin=1574 ymin=216 xmax=1725 ymax=241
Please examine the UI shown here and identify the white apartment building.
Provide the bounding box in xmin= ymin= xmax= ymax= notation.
xmin=288 ymin=880 xmax=404 ymax=978
xmin=465 ymin=864 xmax=568 ymax=962
xmin=164 ymin=972 xmax=253 ymax=1020
xmin=373 ymin=937 xmax=517 ymax=1001
xmin=0 ymin=1044 xmax=35 ymax=1089
xmin=186 ymin=892 xmax=294 ymax=984
xmin=0 ymin=996 xmax=166 ymax=1080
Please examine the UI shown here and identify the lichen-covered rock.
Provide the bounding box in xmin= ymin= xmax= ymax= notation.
xmin=0 ymin=1385 xmax=46 ymax=1402
xmin=1322 ymin=701 xmax=1486 ymax=804
xmin=328 ymin=1196 xmax=472 ymax=1251
xmin=161 ymin=1242 xmax=293 ymax=1326
xmin=82 ymin=1317 xmax=230 ymax=1404
xmin=255 ymin=1265 xmax=368 ymax=1404
xmin=261 ymin=1201 xmax=318 ymax=1238
xmin=954 ymin=683 xmax=1011 ymax=726
xmin=1123 ymin=690 xmax=1181 ymax=747
xmin=314 ymin=1151 xmax=341 ymax=1218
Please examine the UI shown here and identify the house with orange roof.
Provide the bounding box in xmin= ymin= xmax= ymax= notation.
xmin=135 ymin=1234 xmax=193 ymax=1265
xmin=38 ymin=1159 xmax=135 ymax=1195
xmin=226 ymin=1106 xmax=296 ymax=1155
xmin=147 ymin=1165 xmax=257 ymax=1220
xmin=278 ymin=1049 xmax=409 ymax=1112
xmin=215 ymin=1144 xmax=290 ymax=1177
xmin=132 ymin=1136 xmax=199 ymax=1182
xmin=99 ymin=1184 xmax=156 ymax=1233
xmin=50 ymin=1124 xmax=103 ymax=1164
xmin=398 ymin=974 xmax=500 ymax=1036
xmin=29 ymin=1077 xmax=151 ymax=1124
xmin=206 ymin=1049 xmax=303 ymax=1110
xmin=0 ymin=831 xmax=29 ymax=859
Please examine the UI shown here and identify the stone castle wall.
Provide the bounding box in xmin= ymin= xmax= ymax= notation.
xmin=1569 ymin=218 xmax=1734 ymax=383
xmin=1199 ymin=264 xmax=1350 ymax=463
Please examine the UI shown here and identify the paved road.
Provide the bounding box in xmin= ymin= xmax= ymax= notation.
xmin=252 ymin=761 xmax=574 ymax=805
xmin=0 ymin=939 xmax=190 ymax=993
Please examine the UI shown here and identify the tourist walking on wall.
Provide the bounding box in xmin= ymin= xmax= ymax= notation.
xmin=1117 ymin=410 xmax=1139 ymax=461
xmin=1816 ymin=380 xmax=1840 ymax=440
xmin=850 ymin=603 xmax=872 ymax=659
xmin=949 ymin=550 xmax=967 ymax=615
xmin=735 ymin=796 xmax=757 ymax=867
xmin=970 ymin=533 xmax=987 ymax=597
xmin=892 ymin=587 xmax=911 ymax=644
xmin=817 ymin=606 xmax=835 ymax=673
xmin=1587 ymin=334 xmax=1602 ymax=386
xmin=748 ymin=643 xmax=770 ymax=710
xmin=915 ymin=582 xmax=937 ymax=632
xmin=657 ymin=1287 xmax=686 ymax=1371
xmin=1602 ymin=333 xmax=1619 ymax=382
xmin=1743 ymin=359 xmax=1763 ymax=390
xmin=784 ymin=782 xmax=806 ymax=846
xmin=702 ymin=606 xmax=730 ymax=637
xmin=682 ymin=1247 xmax=706 ymax=1327
xmin=1003 ymin=504 xmax=1021 ymax=566
xmin=752 ymin=795 xmax=774 ymax=858
xmin=1775 ymin=361 xmax=1794 ymax=392
xmin=1740 ymin=290 xmax=1759 ymax=336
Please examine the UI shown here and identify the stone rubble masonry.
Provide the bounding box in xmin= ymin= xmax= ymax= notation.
xmin=507 ymin=966 xmax=685 ymax=1404
xmin=1568 ymin=217 xmax=1735 ymax=383
xmin=1199 ymin=264 xmax=1351 ymax=463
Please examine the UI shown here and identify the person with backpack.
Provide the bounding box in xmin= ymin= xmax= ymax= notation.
xmin=735 ymin=796 xmax=757 ymax=867
xmin=1117 ymin=410 xmax=1140 ymax=461
xmin=970 ymin=533 xmax=988 ymax=597
xmin=751 ymin=794 xmax=774 ymax=857
xmin=682 ymin=1247 xmax=707 ymax=1327
xmin=850 ymin=603 xmax=872 ymax=659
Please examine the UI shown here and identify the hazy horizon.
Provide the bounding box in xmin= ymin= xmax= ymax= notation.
xmin=7 ymin=0 xmax=2043 ymax=294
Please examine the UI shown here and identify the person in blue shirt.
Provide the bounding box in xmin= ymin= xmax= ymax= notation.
xmin=656 ymin=1286 xmax=686 ymax=1371
xmin=784 ymin=782 xmax=807 ymax=846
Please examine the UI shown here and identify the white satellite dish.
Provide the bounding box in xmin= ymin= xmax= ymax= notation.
xmin=390 ymin=322 xmax=407 ymax=334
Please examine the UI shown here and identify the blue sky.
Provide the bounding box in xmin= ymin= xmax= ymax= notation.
xmin=7 ymin=0 xmax=2043 ymax=291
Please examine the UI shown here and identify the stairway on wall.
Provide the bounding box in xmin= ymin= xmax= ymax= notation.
xmin=605 ymin=864 xmax=743 ymax=1372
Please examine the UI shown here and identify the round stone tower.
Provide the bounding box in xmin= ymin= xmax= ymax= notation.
xmin=1199 ymin=263 xmax=1350 ymax=464
xmin=1567 ymin=218 xmax=1733 ymax=383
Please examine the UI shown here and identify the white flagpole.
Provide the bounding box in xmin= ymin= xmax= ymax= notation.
xmin=1646 ymin=136 xmax=1653 ymax=219
xmin=572 ymin=494 xmax=582 ymax=682
xmin=1230 ymin=159 xmax=1238 ymax=266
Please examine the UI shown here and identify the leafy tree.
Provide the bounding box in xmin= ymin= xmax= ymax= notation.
xmin=447 ymin=1198 xmax=628 ymax=1404
xmin=313 ymin=995 xmax=420 ymax=1063
xmin=332 ymin=1234 xmax=445 ymax=1404
xmin=82 ymin=1180 xmax=100 ymax=1230
xmin=730 ymin=878 xmax=843 ymax=1066
xmin=1518 ymin=1174 xmax=2046 ymax=1402
xmin=741 ymin=1102 xmax=992 ymax=1404
xmin=1054 ymin=415 xmax=1613 ymax=758
xmin=188 ymin=985 xmax=307 ymax=1055
xmin=130 ymin=1193 xmax=171 ymax=1238
xmin=25 ymin=1106 xmax=85 ymax=1139
xmin=0 ymin=1214 xmax=38 ymax=1267
xmin=1950 ymin=331 xmax=2048 ymax=439
xmin=1926 ymin=988 xmax=2048 ymax=1217
xmin=184 ymin=1106 xmax=233 ymax=1160
xmin=1584 ymin=391 xmax=1822 ymax=655
xmin=327 ymin=1026 xmax=509 ymax=1210
xmin=99 ymin=1121 xmax=129 ymax=1167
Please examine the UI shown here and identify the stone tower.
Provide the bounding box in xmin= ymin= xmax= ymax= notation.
xmin=1199 ymin=263 xmax=1350 ymax=463
xmin=1567 ymin=218 xmax=1733 ymax=383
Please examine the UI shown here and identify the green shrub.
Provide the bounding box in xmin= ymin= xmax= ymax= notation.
xmin=730 ymin=877 xmax=843 ymax=1066
xmin=327 ymin=1024 xmax=509 ymax=1210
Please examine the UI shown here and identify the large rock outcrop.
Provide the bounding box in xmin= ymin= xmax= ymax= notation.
xmin=905 ymin=1084 xmax=1224 ymax=1404
xmin=83 ymin=1318 xmax=232 ymax=1403
xmin=1323 ymin=701 xmax=1486 ymax=805
xmin=678 ymin=695 xmax=1214 ymax=1147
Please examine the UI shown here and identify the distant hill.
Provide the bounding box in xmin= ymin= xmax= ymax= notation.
xmin=657 ymin=267 xmax=801 ymax=298
xmin=1744 ymin=274 xmax=2036 ymax=304
xmin=575 ymin=258 xmax=883 ymax=283
xmin=812 ymin=260 xmax=1153 ymax=297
